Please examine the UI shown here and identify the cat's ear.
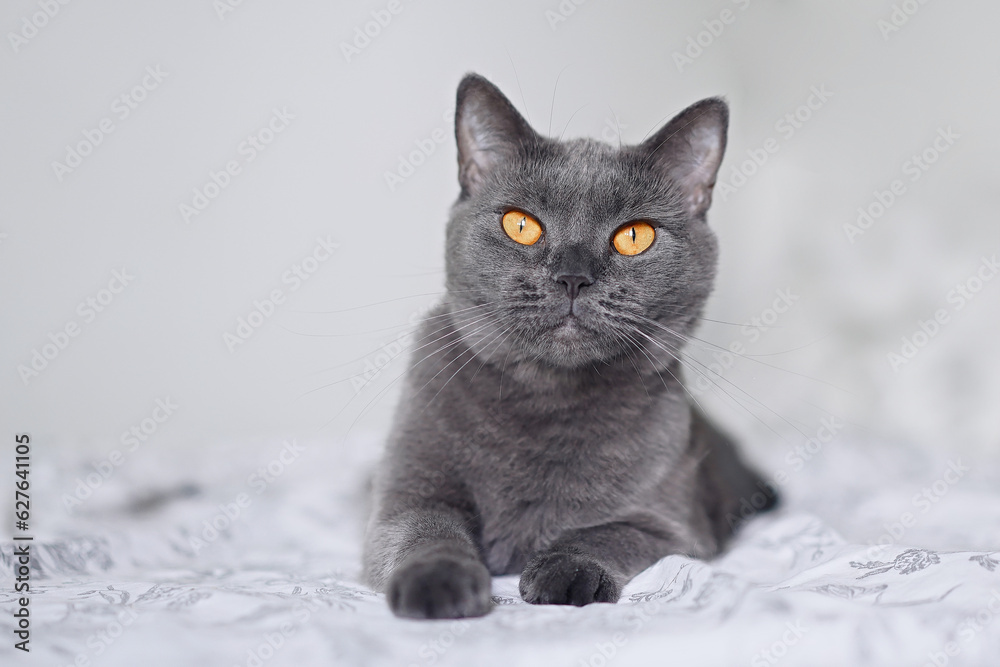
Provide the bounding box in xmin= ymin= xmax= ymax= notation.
xmin=455 ymin=73 xmax=538 ymax=198
xmin=640 ymin=98 xmax=728 ymax=218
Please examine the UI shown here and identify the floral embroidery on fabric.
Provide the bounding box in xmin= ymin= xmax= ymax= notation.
xmin=850 ymin=549 xmax=941 ymax=579
xmin=969 ymin=554 xmax=998 ymax=572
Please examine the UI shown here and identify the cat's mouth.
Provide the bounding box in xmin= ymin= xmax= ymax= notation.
xmin=551 ymin=312 xmax=588 ymax=339
xmin=558 ymin=313 xmax=579 ymax=326
xmin=536 ymin=313 xmax=616 ymax=368
xmin=563 ymin=295 xmax=586 ymax=318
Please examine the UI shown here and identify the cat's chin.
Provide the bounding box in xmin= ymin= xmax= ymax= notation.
xmin=553 ymin=313 xmax=582 ymax=331
xmin=533 ymin=316 xmax=611 ymax=368
xmin=549 ymin=315 xmax=588 ymax=345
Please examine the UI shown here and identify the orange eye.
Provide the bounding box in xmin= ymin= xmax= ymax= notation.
xmin=502 ymin=210 xmax=543 ymax=246
xmin=612 ymin=222 xmax=655 ymax=256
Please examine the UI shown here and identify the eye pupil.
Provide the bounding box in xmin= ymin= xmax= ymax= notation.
xmin=612 ymin=221 xmax=654 ymax=256
xmin=502 ymin=210 xmax=542 ymax=246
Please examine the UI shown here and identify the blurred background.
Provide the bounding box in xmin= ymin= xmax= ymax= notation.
xmin=2 ymin=0 xmax=998 ymax=466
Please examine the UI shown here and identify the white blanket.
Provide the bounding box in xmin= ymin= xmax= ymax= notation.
xmin=2 ymin=434 xmax=999 ymax=667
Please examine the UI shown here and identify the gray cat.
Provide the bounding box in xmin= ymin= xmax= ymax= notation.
xmin=363 ymin=73 xmax=777 ymax=619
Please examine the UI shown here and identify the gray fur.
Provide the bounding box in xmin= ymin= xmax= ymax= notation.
xmin=363 ymin=73 xmax=776 ymax=619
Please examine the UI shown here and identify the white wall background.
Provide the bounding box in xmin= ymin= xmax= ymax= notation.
xmin=2 ymin=0 xmax=998 ymax=461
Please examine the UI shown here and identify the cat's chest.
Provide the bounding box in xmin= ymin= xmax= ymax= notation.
xmin=429 ymin=357 xmax=690 ymax=573
xmin=466 ymin=414 xmax=679 ymax=574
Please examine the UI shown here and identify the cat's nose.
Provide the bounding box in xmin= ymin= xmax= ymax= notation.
xmin=555 ymin=274 xmax=593 ymax=300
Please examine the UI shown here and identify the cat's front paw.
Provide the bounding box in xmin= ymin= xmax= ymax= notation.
xmin=519 ymin=551 xmax=622 ymax=606
xmin=387 ymin=554 xmax=492 ymax=619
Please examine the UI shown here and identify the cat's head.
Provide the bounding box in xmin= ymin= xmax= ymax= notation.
xmin=444 ymin=73 xmax=727 ymax=371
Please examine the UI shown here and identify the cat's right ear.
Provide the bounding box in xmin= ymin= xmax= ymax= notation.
xmin=455 ymin=74 xmax=538 ymax=198
xmin=640 ymin=98 xmax=729 ymax=219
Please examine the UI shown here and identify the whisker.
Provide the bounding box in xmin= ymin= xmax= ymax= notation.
xmin=606 ymin=104 xmax=623 ymax=149
xmin=615 ymin=331 xmax=651 ymax=399
xmin=296 ymin=308 xmax=500 ymax=399
xmin=326 ymin=313 xmax=501 ymax=437
xmin=547 ymin=65 xmax=571 ymax=137
xmin=420 ymin=322 xmax=517 ymax=413
xmin=286 ymin=290 xmax=448 ymax=315
xmin=636 ymin=328 xmax=807 ymax=444
xmin=638 ymin=106 xmax=717 ymax=171
xmin=504 ymin=47 xmax=531 ymax=124
xmin=292 ymin=302 xmax=498 ymax=379
xmin=738 ymin=335 xmax=832 ymax=357
xmin=634 ymin=313 xmax=852 ymax=396
xmin=559 ymin=104 xmax=588 ymax=141
xmin=277 ymin=299 xmax=496 ymax=339
xmin=389 ymin=318 xmax=503 ymax=413
xmin=498 ymin=326 xmax=530 ymax=405
xmin=468 ymin=322 xmax=519 ymax=386
xmin=620 ymin=327 xmax=708 ymax=416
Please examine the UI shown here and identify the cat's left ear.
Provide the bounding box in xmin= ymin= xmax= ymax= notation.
xmin=640 ymin=98 xmax=728 ymax=218
xmin=455 ymin=73 xmax=539 ymax=198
